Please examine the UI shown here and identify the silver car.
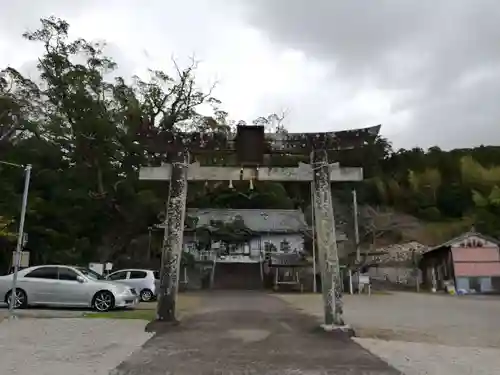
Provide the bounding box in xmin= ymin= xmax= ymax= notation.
xmin=0 ymin=265 xmax=139 ymax=312
xmin=106 ymin=269 xmax=159 ymax=302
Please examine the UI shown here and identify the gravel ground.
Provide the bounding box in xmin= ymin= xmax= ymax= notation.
xmin=0 ymin=318 xmax=152 ymax=375
xmin=278 ymin=292 xmax=500 ymax=374
xmin=277 ymin=292 xmax=500 ymax=347
xmin=354 ymin=338 xmax=500 ymax=375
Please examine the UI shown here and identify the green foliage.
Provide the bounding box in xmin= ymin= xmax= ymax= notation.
xmin=417 ymin=207 xmax=441 ymax=222
xmin=0 ymin=216 xmax=14 ymax=239
xmin=472 ymin=190 xmax=489 ymax=208
xmin=0 ymin=17 xmax=225 ymax=269
xmin=436 ymin=183 xmax=470 ymax=218
xmin=199 ymin=216 xmax=254 ymax=252
xmin=360 ymin=145 xmax=500 ymax=239
xmin=488 ymin=186 xmax=500 ymax=206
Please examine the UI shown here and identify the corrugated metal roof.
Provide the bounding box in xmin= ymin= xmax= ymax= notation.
xmin=424 ymin=231 xmax=500 ymax=255
xmin=186 ymin=209 xmax=307 ymax=233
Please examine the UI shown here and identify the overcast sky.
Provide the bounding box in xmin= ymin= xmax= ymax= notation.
xmin=1 ymin=0 xmax=499 ymax=150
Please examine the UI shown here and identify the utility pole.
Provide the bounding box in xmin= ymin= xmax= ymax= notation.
xmin=412 ymin=249 xmax=420 ymax=293
xmin=146 ymin=226 xmax=152 ymax=263
xmin=311 ymin=179 xmax=317 ymax=293
xmin=8 ymin=164 xmax=31 ymax=319
xmin=353 ymin=189 xmax=360 ymax=263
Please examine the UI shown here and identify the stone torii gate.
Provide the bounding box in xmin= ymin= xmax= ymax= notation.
xmin=139 ymin=125 xmax=381 ymax=328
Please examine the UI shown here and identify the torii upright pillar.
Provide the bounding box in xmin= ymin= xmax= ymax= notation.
xmin=312 ymin=149 xmax=343 ymax=325
xmin=156 ymin=150 xmax=189 ymax=322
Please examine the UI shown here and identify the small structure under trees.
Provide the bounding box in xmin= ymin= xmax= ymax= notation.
xmin=420 ymin=230 xmax=500 ymax=294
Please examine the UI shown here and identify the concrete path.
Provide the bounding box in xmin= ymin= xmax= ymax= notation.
xmin=113 ymin=292 xmax=401 ymax=374
xmin=0 ymin=318 xmax=152 ymax=375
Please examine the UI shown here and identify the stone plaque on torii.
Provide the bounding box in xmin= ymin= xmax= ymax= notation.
xmin=139 ymin=124 xmax=381 ymax=328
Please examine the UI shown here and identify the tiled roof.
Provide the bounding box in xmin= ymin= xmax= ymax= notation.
xmin=370 ymin=241 xmax=426 ymax=264
xmin=186 ymin=209 xmax=308 ymax=233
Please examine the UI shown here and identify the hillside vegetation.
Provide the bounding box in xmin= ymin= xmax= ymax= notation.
xmin=361 ymin=146 xmax=500 ymax=243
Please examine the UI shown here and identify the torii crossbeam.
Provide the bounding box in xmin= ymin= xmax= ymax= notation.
xmin=139 ymin=124 xmax=381 ymax=328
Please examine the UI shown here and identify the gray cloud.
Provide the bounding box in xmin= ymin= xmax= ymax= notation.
xmin=2 ymin=0 xmax=500 ymax=150
xmin=0 ymin=0 xmax=97 ymax=36
xmin=237 ymin=0 xmax=500 ymax=149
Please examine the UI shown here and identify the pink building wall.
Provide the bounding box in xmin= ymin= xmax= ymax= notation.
xmin=452 ymin=247 xmax=500 ymax=276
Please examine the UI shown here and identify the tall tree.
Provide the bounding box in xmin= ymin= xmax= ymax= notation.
xmin=0 ymin=17 xmax=221 ymax=266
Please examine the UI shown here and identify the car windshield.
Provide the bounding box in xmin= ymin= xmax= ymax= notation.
xmin=77 ymin=267 xmax=104 ymax=280
xmin=153 ymin=271 xmax=160 ymax=280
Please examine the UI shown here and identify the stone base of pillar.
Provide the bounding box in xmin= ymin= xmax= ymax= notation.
xmin=145 ymin=319 xmax=181 ymax=333
xmin=320 ymin=324 xmax=355 ymax=337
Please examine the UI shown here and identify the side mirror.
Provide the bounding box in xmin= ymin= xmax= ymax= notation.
xmin=76 ymin=275 xmax=86 ymax=283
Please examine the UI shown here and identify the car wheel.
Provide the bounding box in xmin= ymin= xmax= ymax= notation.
xmin=92 ymin=291 xmax=115 ymax=312
xmin=140 ymin=289 xmax=154 ymax=302
xmin=5 ymin=288 xmax=28 ymax=309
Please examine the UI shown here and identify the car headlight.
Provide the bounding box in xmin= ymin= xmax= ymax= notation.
xmin=120 ymin=288 xmax=132 ymax=295
xmin=111 ymin=286 xmax=129 ymax=296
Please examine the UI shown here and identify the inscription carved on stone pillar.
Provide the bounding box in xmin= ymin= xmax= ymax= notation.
xmin=156 ymin=151 xmax=188 ymax=322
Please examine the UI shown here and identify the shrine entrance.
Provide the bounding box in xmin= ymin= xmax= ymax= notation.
xmin=269 ymin=252 xmax=309 ymax=292
xmin=211 ymin=262 xmax=263 ymax=290
xmin=140 ymin=124 xmax=380 ymax=327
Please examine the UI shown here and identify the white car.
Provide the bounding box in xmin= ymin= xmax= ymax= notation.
xmin=106 ymin=269 xmax=159 ymax=302
xmin=0 ymin=265 xmax=139 ymax=312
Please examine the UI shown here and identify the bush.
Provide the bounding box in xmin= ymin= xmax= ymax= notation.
xmin=418 ymin=207 xmax=441 ymax=221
